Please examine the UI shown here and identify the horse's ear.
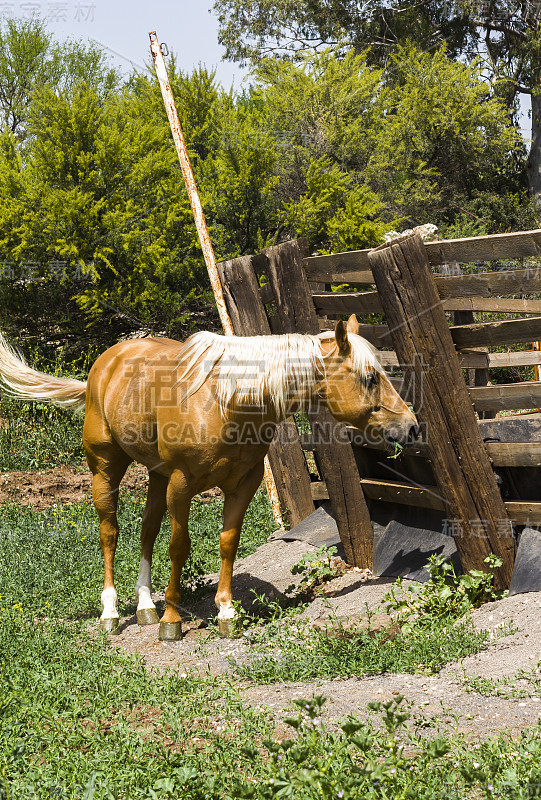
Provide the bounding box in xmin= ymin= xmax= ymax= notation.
xmin=334 ymin=320 xmax=350 ymax=354
xmin=346 ymin=314 xmax=359 ymax=335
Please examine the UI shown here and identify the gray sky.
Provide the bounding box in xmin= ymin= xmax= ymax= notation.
xmin=1 ymin=0 xmax=248 ymax=87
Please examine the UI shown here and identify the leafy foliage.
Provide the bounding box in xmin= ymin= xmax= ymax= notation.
xmin=214 ymin=0 xmax=478 ymax=66
xmin=0 ymin=17 xmax=118 ymax=141
xmin=234 ymin=612 xmax=494 ymax=682
xmin=0 ymin=19 xmax=535 ymax=342
xmin=214 ymin=0 xmax=541 ymax=196
xmin=280 ymin=156 xmax=391 ymax=252
xmin=286 ymin=544 xmax=339 ymax=597
xmin=385 ymin=553 xmax=506 ymax=630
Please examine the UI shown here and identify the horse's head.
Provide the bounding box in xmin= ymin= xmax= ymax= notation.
xmin=317 ymin=315 xmax=419 ymax=447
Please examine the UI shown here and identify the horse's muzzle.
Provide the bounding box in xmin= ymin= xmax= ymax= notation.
xmin=407 ymin=424 xmax=420 ymax=444
xmin=385 ymin=422 xmax=420 ymax=448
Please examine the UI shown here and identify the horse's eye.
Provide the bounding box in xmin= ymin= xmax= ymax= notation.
xmin=367 ymin=373 xmax=379 ymax=388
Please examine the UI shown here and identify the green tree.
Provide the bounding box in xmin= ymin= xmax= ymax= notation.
xmin=0 ymin=47 xmax=282 ymax=335
xmin=280 ymin=156 xmax=390 ymax=252
xmin=214 ymin=0 xmax=541 ymax=199
xmin=254 ymin=45 xmax=526 ymax=231
xmin=365 ymin=44 xmax=524 ymax=226
xmin=213 ymin=0 xmax=477 ymax=66
xmin=0 ymin=17 xmax=118 ymax=142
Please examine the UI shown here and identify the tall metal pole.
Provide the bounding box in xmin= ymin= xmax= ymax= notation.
xmin=149 ymin=31 xmax=233 ymax=336
xmin=149 ymin=32 xmax=283 ymax=528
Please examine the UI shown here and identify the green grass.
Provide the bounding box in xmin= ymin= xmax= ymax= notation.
xmin=0 ymin=343 xmax=97 ymax=472
xmin=1 ymin=492 xmax=541 ymax=799
xmin=460 ymin=662 xmax=541 ymax=699
xmin=0 ymin=487 xmax=275 ymax=618
xmin=232 ymin=613 xmax=498 ymax=683
xmin=0 ymin=398 xmax=85 ymax=471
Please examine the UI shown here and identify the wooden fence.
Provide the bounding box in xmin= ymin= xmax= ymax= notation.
xmin=217 ymin=229 xmax=541 ymax=589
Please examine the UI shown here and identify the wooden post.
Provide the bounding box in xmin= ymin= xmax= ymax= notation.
xmin=256 ymin=240 xmax=375 ymax=569
xmin=368 ymin=233 xmax=514 ymax=588
xmin=216 ymin=254 xmax=315 ymax=528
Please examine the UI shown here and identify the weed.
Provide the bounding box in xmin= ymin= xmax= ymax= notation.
xmin=234 ymin=610 xmax=495 ymax=683
xmin=209 ymin=590 xmax=296 ymax=639
xmin=0 ymin=489 xmax=277 ymax=798
xmin=385 ymin=553 xmax=506 ymax=630
xmin=0 ymin=489 xmax=538 ymax=799
xmin=460 ymin=662 xmax=541 ymax=699
xmin=233 ymin=694 xmax=448 ymax=799
xmin=387 ymin=441 xmax=405 ymax=460
xmin=286 ymin=545 xmax=339 ymax=599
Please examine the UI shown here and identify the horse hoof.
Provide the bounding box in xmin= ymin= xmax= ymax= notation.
xmin=137 ymin=608 xmax=159 ymax=626
xmin=218 ymin=617 xmax=235 ymax=638
xmin=159 ymin=621 xmax=182 ymax=641
xmin=100 ymin=618 xmax=120 ymax=635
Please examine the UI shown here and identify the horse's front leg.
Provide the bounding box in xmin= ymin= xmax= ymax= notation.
xmin=216 ymin=461 xmax=265 ymax=637
xmin=159 ymin=469 xmax=192 ymax=641
xmin=135 ymin=471 xmax=168 ymax=625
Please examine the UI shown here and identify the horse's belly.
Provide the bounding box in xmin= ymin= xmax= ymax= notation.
xmin=107 ymin=406 xmax=164 ymax=470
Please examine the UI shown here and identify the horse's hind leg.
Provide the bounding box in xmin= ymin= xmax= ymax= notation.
xmin=135 ymin=471 xmax=168 ymax=625
xmin=216 ymin=461 xmax=265 ymax=637
xmin=159 ymin=468 xmax=192 ymax=641
xmin=88 ymin=446 xmax=132 ymax=633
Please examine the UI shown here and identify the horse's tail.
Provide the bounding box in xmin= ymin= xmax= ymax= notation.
xmin=0 ymin=332 xmax=87 ymax=413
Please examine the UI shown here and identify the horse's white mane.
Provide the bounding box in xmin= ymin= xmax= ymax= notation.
xmin=176 ymin=330 xmax=383 ymax=419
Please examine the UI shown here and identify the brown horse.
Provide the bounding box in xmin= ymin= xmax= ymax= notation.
xmin=0 ymin=315 xmax=417 ymax=639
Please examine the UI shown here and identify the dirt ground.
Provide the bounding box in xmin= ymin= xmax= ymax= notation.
xmin=100 ymin=538 xmax=541 ymax=740
xmin=4 ymin=467 xmax=541 ymax=740
xmin=0 ymin=463 xmax=221 ymax=508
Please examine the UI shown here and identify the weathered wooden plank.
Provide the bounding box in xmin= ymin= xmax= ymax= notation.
xmin=217 ymin=254 xmax=315 ymax=528
xmin=378 ymin=348 xmax=541 ymax=370
xmin=487 ymin=351 xmax=541 ymax=368
xmin=254 ymin=240 xmax=319 ymax=335
xmin=426 ymin=230 xmax=541 ymax=267
xmin=505 ymin=502 xmax=541 ymax=525
xmin=303 ymin=423 xmax=541 ymax=466
xmin=478 ymin=415 xmax=541 ymax=441
xmin=435 ymin=268 xmax=541 ymax=299
xmin=390 ymin=374 xmax=541 ymax=414
xmin=452 ymin=317 xmax=541 ymax=349
xmin=486 ymin=442 xmax=541 ymax=467
xmin=469 ymin=381 xmax=541 ymax=413
xmin=312 ymin=289 xmax=541 ymax=317
xmin=312 ymin=290 xmax=383 ymax=315
xmin=257 ymin=239 xmax=375 ymax=569
xmin=356 ymin=325 xmax=392 ymax=347
xmin=305 ymin=229 xmax=541 ymax=282
xmin=312 ymin=478 xmax=445 ymax=510
xmin=303 ymin=428 xmax=541 ymax=467
xmin=311 ymin=481 xmax=330 ymax=502
xmin=312 ymin=480 xmax=541 ymax=524
xmin=442 ymin=297 xmax=541 ymax=314
xmin=340 ymin=320 xmax=541 ymax=351
xmin=368 ymin=232 xmax=514 ymax=588
xmin=322 ymin=317 xmax=541 ymax=354
xmin=305 ymin=252 xmax=374 ymax=283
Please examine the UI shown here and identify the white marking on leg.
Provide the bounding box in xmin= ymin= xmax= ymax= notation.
xmin=136 ymin=586 xmax=156 ymax=612
xmin=135 ymin=556 xmax=157 ymax=613
xmin=217 ymin=602 xmax=236 ymax=621
xmin=100 ymin=586 xmax=119 ymax=621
